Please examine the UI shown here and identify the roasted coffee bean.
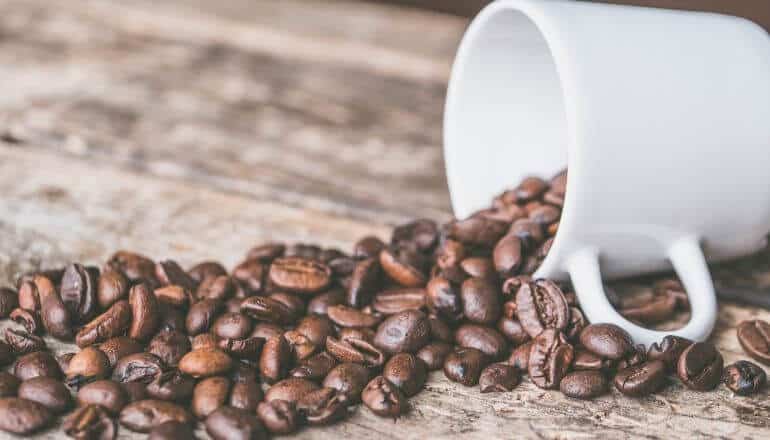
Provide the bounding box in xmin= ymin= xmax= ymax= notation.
xmin=737 ymin=319 xmax=770 ymax=365
xmin=373 ymin=310 xmax=431 ymax=354
xmin=514 ymin=176 xmax=549 ymax=201
xmin=150 ymin=421 xmax=196 ymax=440
xmin=579 ymin=323 xmax=634 ymax=361
xmin=382 ymin=353 xmax=426 ymax=397
xmin=646 ymin=335 xmax=692 ymax=372
xmin=232 ymin=260 xmax=266 ymax=295
xmin=157 ymin=303 xmax=186 ymax=333
xmin=265 ymin=378 xmax=320 ymax=404
xmin=196 ymin=276 xmax=235 ymax=302
xmin=179 ymin=348 xmax=232 ymax=378
xmin=326 ymin=337 xmax=385 ymax=367
xmin=508 ymin=341 xmax=533 ymax=371
xmin=677 ymin=342 xmax=723 ymax=390
xmin=307 ymin=287 xmax=346 ymax=316
xmin=192 ymin=334 xmax=218 ymax=351
xmin=327 ymin=305 xmax=383 ymax=328
xmin=0 ymin=372 xmax=20 ymax=397
xmin=60 ymin=263 xmax=99 ymax=324
xmin=107 ymin=251 xmax=157 ymax=286
xmin=516 ymin=280 xmax=569 ymax=337
xmin=211 ymin=312 xmax=252 ymax=340
xmin=362 ymin=376 xmax=405 ymax=418
xmin=146 ymin=370 xmax=195 ymax=402
xmin=455 ymin=324 xmax=508 ymax=360
xmin=77 ymin=380 xmax=129 ymax=414
xmin=120 ymin=399 xmax=193 ymax=433
xmin=528 ymin=329 xmax=574 ymax=389
xmin=379 ymin=246 xmax=427 ymax=288
xmin=217 ymin=336 xmax=265 ymax=360
xmin=493 ymin=234 xmax=523 ymax=277
xmin=147 ymin=330 xmax=191 ymax=367
xmin=186 ymin=299 xmax=223 ymax=335
xmin=509 ymin=219 xmax=545 ymax=248
xmin=425 ymin=276 xmax=462 ymax=322
xmin=294 ymin=314 xmax=335 ymax=348
xmin=257 ymin=400 xmax=298 ymax=435
xmin=260 ymin=336 xmax=292 ymax=383
xmin=616 ymin=344 xmax=647 ymax=371
xmin=10 ymin=308 xmax=40 ymax=334
xmin=270 ymin=292 xmax=305 ymax=319
xmin=205 ymin=406 xmax=267 ymax=440
xmin=128 ymin=283 xmax=160 ymax=341
xmin=283 ymin=330 xmax=316 ymax=361
xmin=296 ymin=387 xmax=349 ymax=425
xmin=192 ymin=376 xmax=230 ymax=419
xmin=338 ymin=327 xmax=375 ymax=343
xmin=269 ymin=257 xmax=331 ymax=294
xmin=17 ymin=280 xmax=40 ymax=312
xmin=460 ymin=257 xmax=497 ymax=280
xmin=0 ymin=287 xmax=18 ymax=318
xmin=436 ymin=239 xmax=466 ymax=271
xmin=572 ymin=347 xmax=612 ymax=371
xmin=322 ymin=362 xmax=370 ymax=403
xmin=230 ymin=377 xmax=263 ymax=411
xmin=416 ymin=342 xmax=453 ymax=371
xmin=448 ymin=217 xmax=508 ymax=247
xmin=113 ymin=352 xmax=166 ymax=384
xmin=76 ymin=300 xmax=131 ymax=348
xmin=479 ymin=363 xmax=520 ymax=393
xmin=285 ymin=244 xmax=322 ymax=260
xmin=66 ymin=346 xmax=111 ymax=387
xmin=443 ymin=347 xmax=488 ymax=386
xmin=14 ymin=351 xmax=62 ymax=381
xmin=0 ymin=397 xmax=54 ymax=435
xmin=565 ymin=307 xmax=587 ymax=341
xmin=528 ymin=204 xmax=560 ymax=226
xmin=122 ymin=382 xmax=148 ymax=403
xmin=560 ymin=370 xmax=607 ymax=399
xmin=154 ymin=285 xmax=190 ymax=308
xmin=654 ymin=279 xmax=689 ymax=309
xmin=497 ymin=316 xmax=531 ymax=345
xmin=614 ymin=360 xmax=667 ymax=396
xmin=290 ymin=351 xmax=339 ymax=380
xmin=353 ymin=237 xmax=386 ymax=260
xmin=63 ymin=403 xmax=116 ymax=440
xmin=98 ymin=336 xmax=144 ymax=368
xmin=247 ymin=243 xmax=286 ymax=263
xmin=36 ymin=275 xmax=74 ymax=340
xmin=427 ymin=315 xmax=452 ymax=343
xmin=722 ymin=360 xmax=767 ymax=395
xmin=461 ymin=277 xmax=501 ymax=325
xmin=371 ymin=287 xmax=425 ymax=316
xmin=619 ymin=289 xmax=677 ymax=324
xmin=97 ymin=268 xmax=129 ymax=311
xmin=5 ymin=329 xmax=45 ymax=354
xmin=17 ymin=377 xmax=69 ymax=416
xmin=347 ymin=258 xmax=381 ymax=308
xmin=188 ymin=261 xmax=229 ymax=283
xmin=156 ymin=260 xmax=197 ymax=292
xmin=392 ymin=219 xmax=439 ymax=252
xmin=240 ymin=296 xmax=295 ymax=326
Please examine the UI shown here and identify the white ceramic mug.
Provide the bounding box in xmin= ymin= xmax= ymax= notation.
xmin=443 ymin=0 xmax=770 ymax=345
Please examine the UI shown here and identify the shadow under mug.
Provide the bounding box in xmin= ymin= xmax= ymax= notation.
xmin=443 ymin=0 xmax=770 ymax=345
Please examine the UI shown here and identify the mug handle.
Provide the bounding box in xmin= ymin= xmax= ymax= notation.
xmin=565 ymin=236 xmax=717 ymax=346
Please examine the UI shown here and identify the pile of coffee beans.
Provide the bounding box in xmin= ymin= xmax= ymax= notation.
xmin=0 ymin=170 xmax=766 ymax=439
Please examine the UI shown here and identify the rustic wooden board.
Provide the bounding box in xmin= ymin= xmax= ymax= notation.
xmin=0 ymin=0 xmax=769 ymax=438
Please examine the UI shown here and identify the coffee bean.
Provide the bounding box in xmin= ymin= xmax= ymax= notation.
xmin=230 ymin=376 xmax=263 ymax=411
xmin=192 ymin=376 xmax=231 ymax=419
xmin=514 ymin=176 xmax=549 ymax=201
xmin=247 ymin=243 xmax=286 ymax=263
xmin=737 ymin=319 xmax=770 ymax=365
xmin=677 ymin=342 xmax=723 ymax=390
xmin=379 ymin=246 xmax=427 ymax=287
xmin=17 ymin=376 xmax=70 ymax=414
xmin=77 ymin=380 xmax=129 ymax=414
xmin=362 ymin=376 xmax=405 ymax=418
xmin=17 ymin=280 xmax=40 ymax=313
xmin=579 ymin=323 xmax=634 ymax=360
xmin=372 ymin=287 xmax=425 ymax=315
xmin=373 ymin=310 xmax=431 ymax=354
xmin=564 ymin=307 xmax=587 ymax=342
xmin=66 ymin=346 xmax=110 ymax=388
xmin=326 ymin=337 xmax=385 ymax=368
xmin=14 ymin=351 xmax=62 ymax=381
xmin=60 ymin=263 xmax=99 ymax=324
xmin=416 ymin=342 xmax=453 ymax=371
xmin=187 ymin=261 xmax=228 ymax=284
xmin=460 ymin=257 xmax=497 ymax=280
xmin=148 ymin=330 xmax=191 ymax=367
xmin=351 ymin=236 xmax=384 ymax=259
xmin=260 ymin=336 xmax=293 ymax=383
xmin=179 ymin=348 xmax=233 ymax=378
xmin=156 ymin=260 xmax=197 ymax=292
xmin=455 ymin=324 xmax=508 ymax=360
xmin=194 ymin=276 xmax=234 ymax=303
xmin=295 ymin=314 xmax=335 ymax=348
xmin=528 ymin=329 xmax=574 ymax=389
xmin=436 ymin=239 xmax=466 ymax=271
xmin=722 ymin=360 xmax=767 ymax=395
xmin=122 ymin=382 xmax=148 ymax=403
xmin=323 ymin=362 xmax=370 ymax=402
xmin=211 ymin=312 xmax=252 ymax=340
xmin=307 ymin=288 xmax=346 ymax=315
xmin=282 ymin=330 xmax=315 ymax=362
xmin=382 ymin=353 xmax=425 ymax=397
xmin=36 ymin=275 xmax=74 ymax=340
xmin=98 ymin=336 xmax=144 ymax=368
xmin=443 ymin=347 xmax=489 ymax=386
xmin=127 ymin=283 xmax=160 ymax=341
xmin=5 ymin=329 xmax=45 ymax=354
xmin=76 ymin=300 xmax=131 ymax=348
xmin=240 ymin=296 xmax=295 ymax=326
xmin=572 ymin=347 xmax=612 ymax=371
xmin=425 ymin=275 xmax=462 ymax=322
xmin=297 ymin=387 xmax=350 ymax=425
xmin=616 ymin=343 xmax=647 ymax=371
xmin=107 ymin=251 xmax=157 ymax=286
xmin=149 ymin=421 xmax=196 ymax=440
xmin=98 ymin=268 xmax=129 ymax=310
xmin=146 ymin=370 xmax=195 ymax=402
xmin=0 ymin=372 xmax=20 ymax=398
xmin=614 ymin=360 xmax=667 ymax=396
xmin=120 ymin=399 xmax=193 ymax=433
xmin=646 ymin=335 xmax=692 ymax=372
xmin=0 ymin=288 xmax=18 ymax=318
xmin=516 ymin=280 xmax=569 ymax=337
xmin=338 ymin=327 xmax=375 ymax=343
xmin=0 ymin=341 xmax=14 ymax=367
xmin=497 ymin=316 xmax=530 ymax=345
xmin=507 ymin=341 xmax=533 ymax=372
xmin=478 ymin=363 xmax=520 ymax=393
xmin=157 ymin=303 xmax=186 ymax=333
xmin=257 ymin=400 xmax=298 ymax=435
xmin=205 ymin=406 xmax=267 ymax=440
xmin=290 ymin=351 xmax=339 ymax=380
xmin=493 ymin=234 xmax=523 ymax=277
xmin=192 ymin=334 xmax=218 ymax=351
xmin=232 ymin=260 xmax=266 ymax=295
xmin=113 ymin=352 xmax=166 ymax=384
xmin=186 ymin=299 xmax=224 ymax=335
xmin=269 ymin=257 xmax=332 ymax=294
xmin=559 ymin=370 xmax=607 ymax=399
xmin=265 ymin=378 xmax=320 ymax=404
xmin=619 ymin=289 xmax=677 ymax=325
xmin=392 ymin=219 xmax=439 ymax=252
xmin=347 ymin=258 xmax=381 ymax=308
xmin=0 ymin=397 xmax=54 ymax=435
xmin=10 ymin=308 xmax=40 ymax=335
xmin=63 ymin=404 xmax=116 ymax=440
xmin=218 ymin=336 xmax=265 ymax=360
xmin=448 ymin=217 xmax=508 ymax=247
xmin=460 ymin=277 xmax=501 ymax=326
xmin=154 ymin=285 xmax=191 ymax=308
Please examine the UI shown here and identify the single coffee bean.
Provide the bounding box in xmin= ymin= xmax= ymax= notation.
xmin=416 ymin=342 xmax=453 ymax=371
xmin=257 ymin=400 xmax=298 ymax=435
xmin=156 ymin=260 xmax=197 ymax=292
xmin=347 ymin=258 xmax=381 ymax=308
xmin=379 ymin=246 xmax=428 ymax=288
xmin=98 ymin=336 xmax=144 ymax=368
xmin=285 ymin=243 xmax=322 ymax=260
xmin=260 ymin=336 xmax=293 ymax=383
xmin=372 ymin=287 xmax=425 ymax=315
xmin=196 ymin=276 xmax=235 ymax=302
xmin=76 ymin=300 xmax=131 ymax=348
xmin=63 ymin=403 xmax=116 ymax=440
xmin=677 ymin=342 xmax=724 ymax=391
xmin=270 ymin=292 xmax=306 ymax=321
xmin=425 ymin=276 xmax=463 ymax=322
xmin=516 ymin=280 xmax=569 ymax=337
xmin=0 ymin=397 xmax=54 ymax=435
xmin=361 ymin=376 xmax=405 ymax=418
xmin=212 ymin=312 xmax=253 ymax=340
xmin=560 ymin=370 xmax=607 ymax=399
xmin=647 ymin=335 xmax=693 ymax=372
xmin=326 ymin=337 xmax=385 ymax=368
xmin=5 ymin=329 xmax=45 ymax=355
xmin=265 ymin=378 xmax=320 ymax=404
xmin=392 ymin=219 xmax=439 ymax=252
xmin=327 ymin=305 xmax=382 ymax=329
xmin=107 ymin=251 xmax=157 ymax=286
xmin=448 ymin=217 xmax=508 ymax=247
xmin=0 ymin=372 xmax=20 ymax=397
xmin=36 ymin=275 xmax=74 ymax=340
xmin=120 ymin=399 xmax=193 ymax=433
xmin=0 ymin=287 xmax=18 ymax=318
xmin=514 ymin=176 xmax=549 ymax=201
xmin=231 ymin=259 xmax=266 ymax=296
xmin=296 ymin=387 xmax=350 ymax=425
xmin=460 ymin=257 xmax=497 ymax=281
xmin=572 ymin=347 xmax=612 ymax=371
xmin=148 ymin=330 xmax=191 ymax=367
xmin=461 ymin=277 xmax=501 ymax=326
xmin=17 ymin=376 xmax=71 ymax=413
xmin=307 ymin=288 xmax=346 ymax=315
xmin=436 ymin=239 xmax=466 ymax=270
xmin=179 ymin=348 xmax=233 ymax=378
xmin=60 ymin=263 xmax=99 ymax=324
xmin=509 ymin=219 xmax=545 ymax=247
xmin=722 ymin=360 xmax=767 ymax=396
xmin=154 ymin=285 xmax=191 ymax=308
xmin=565 ymin=307 xmax=587 ymax=342
xmin=14 ymin=351 xmax=62 ymax=381
xmin=455 ymin=324 xmax=508 ymax=360
xmin=338 ymin=327 xmax=375 ymax=343
xmin=146 ymin=370 xmax=195 ymax=402
xmin=269 ymin=257 xmax=332 ymax=294
xmin=230 ymin=376 xmax=263 ymax=411
xmin=17 ymin=280 xmax=40 ymax=313
xmin=290 ymin=351 xmax=339 ymax=380
xmin=113 ymin=353 xmax=166 ymax=386
xmin=218 ymin=336 xmax=265 ymax=360
xmin=497 ymin=316 xmax=531 ymax=345
xmin=427 ymin=315 xmax=452 ymax=343
xmin=77 ymin=379 xmax=129 ymax=414
xmin=66 ymin=346 xmax=111 ymax=388
xmin=443 ymin=347 xmax=489 ymax=386
xmin=619 ymin=289 xmax=677 ymax=324
xmin=10 ymin=308 xmax=41 ymax=334
xmin=283 ymin=330 xmax=316 ymax=362
xmin=247 ymin=243 xmax=286 ymax=263
xmin=98 ymin=268 xmax=129 ymax=310
xmin=614 ymin=360 xmax=667 ymax=396
xmin=192 ymin=334 xmax=219 ymax=351
xmin=373 ymin=310 xmax=431 ymax=354
xmin=382 ymin=353 xmax=427 ymax=397
xmin=205 ymin=406 xmax=267 ymax=440
xmin=737 ymin=319 xmax=770 ymax=365
xmin=507 ymin=341 xmax=533 ymax=372
xmin=192 ymin=376 xmax=231 ymax=419
xmin=188 ymin=260 xmax=228 ymax=283
xmin=322 ymin=362 xmax=370 ymax=403
xmin=478 ymin=363 xmax=520 ymax=393
xmin=294 ymin=314 xmax=335 ymax=348
xmin=579 ymin=323 xmax=634 ymax=360
xmin=528 ymin=329 xmax=574 ymax=389
xmin=493 ymin=234 xmax=523 ymax=277
xmin=240 ymin=296 xmax=295 ymax=326
xmin=616 ymin=344 xmax=647 ymax=371
xmin=186 ymin=299 xmax=223 ymax=335
xmin=149 ymin=420 xmax=196 ymax=440
xmin=128 ymin=283 xmax=160 ymax=341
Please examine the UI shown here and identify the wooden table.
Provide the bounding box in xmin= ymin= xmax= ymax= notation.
xmin=1 ymin=0 xmax=769 ymax=438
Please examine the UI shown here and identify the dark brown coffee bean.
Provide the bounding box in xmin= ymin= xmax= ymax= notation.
xmin=14 ymin=351 xmax=62 ymax=381
xmin=346 ymin=258 xmax=381 ymax=308
xmin=427 ymin=315 xmax=451 ymax=343
xmin=507 ymin=341 xmax=532 ymax=372
xmin=260 ymin=336 xmax=292 ymax=383
xmin=619 ymin=290 xmax=677 ymax=325
xmin=436 ymin=239 xmax=466 ymax=271
xmin=285 ymin=243 xmax=322 ymax=260
xmin=205 ymin=406 xmax=266 ymax=440
xmin=60 ymin=263 xmax=99 ymax=324
xmin=188 ymin=260 xmax=229 ymax=283
xmin=565 ymin=307 xmax=587 ymax=342
xmin=572 ymin=347 xmax=612 ymax=371
xmin=479 ymin=363 xmax=520 ymax=392
xmin=36 ymin=275 xmax=74 ymax=340
xmin=148 ymin=330 xmax=191 ymax=367
xmin=244 ymin=322 xmax=279 ymax=341
xmin=0 ymin=372 xmax=20 ymax=397
xmin=0 ymin=397 xmax=54 ymax=435
xmin=528 ymin=329 xmax=574 ymax=389
xmin=290 ymin=351 xmax=339 ymax=380
xmin=217 ymin=336 xmax=265 ymax=360
xmin=677 ymin=342 xmax=724 ymax=390
xmin=247 ymin=243 xmax=286 ymax=263
xmin=322 ymin=362 xmax=369 ymax=403
xmin=306 ymin=287 xmax=344 ymax=316
xmin=513 ymin=176 xmax=549 ymax=201
xmin=646 ymin=335 xmax=692 ymax=372
xmin=186 ymin=299 xmax=223 ymax=335
xmin=528 ymin=204 xmax=560 ymax=226
xmin=295 ymin=314 xmax=335 ymax=348
xmin=460 ymin=277 xmax=501 ymax=326
xmin=17 ymin=280 xmax=40 ymax=312
xmin=269 ymin=257 xmax=331 ymax=294
xmin=448 ymin=217 xmax=508 ymax=247
xmin=327 ymin=305 xmax=383 ymax=328
xmin=737 ymin=319 xmax=770 ymax=365
xmin=509 ymin=219 xmax=545 ymax=248
xmin=614 ymin=360 xmax=667 ymax=396
xmin=210 ymin=312 xmax=252 ymax=340
xmin=257 ymin=400 xmax=298 ymax=435
xmin=17 ymin=376 xmax=70 ymax=413
xmin=338 ymin=327 xmax=376 ymax=343
xmin=560 ymin=370 xmax=607 ymax=399
xmin=579 ymin=323 xmax=634 ymax=360
xmin=371 ymin=288 xmax=424 ymax=316
xmin=516 ymin=280 xmax=569 ymax=337
xmin=157 ymin=303 xmax=186 ymax=333
xmin=76 ymin=300 xmax=131 ymax=348
xmin=391 ymin=219 xmax=437 ymax=251
xmin=9 ymin=308 xmax=40 ymax=335
xmin=196 ymin=276 xmax=235 ymax=303
xmin=66 ymin=346 xmax=111 ymax=388
xmin=107 ymin=251 xmax=157 ymax=286
xmin=459 ymin=257 xmax=496 ymax=280
xmin=63 ymin=403 xmax=117 ymax=440
xmin=723 ymin=360 xmax=767 ymax=396
xmin=154 ymin=285 xmax=191 ymax=308
xmin=122 ymin=382 xmax=148 ymax=403
xmin=120 ymin=399 xmax=193 ymax=433
xmin=416 ymin=342 xmax=453 ymax=371
xmin=326 ymin=337 xmax=385 ymax=368
xmin=497 ymin=317 xmax=531 ymax=346
xmin=443 ymin=347 xmax=489 ymax=386
xmin=283 ymin=330 xmax=316 ymax=362
xmin=455 ymin=324 xmax=508 ymax=360
xmin=77 ymin=380 xmax=129 ymax=414
xmin=362 ymin=376 xmax=405 ymax=418
xmin=232 ymin=260 xmax=266 ymax=295
xmin=156 ymin=260 xmax=197 ymax=292
xmin=493 ymin=234 xmax=523 ymax=277
xmin=296 ymin=387 xmax=348 ymax=426
xmin=265 ymin=378 xmax=320 ymax=403
xmin=98 ymin=336 xmax=144 ymax=368
xmin=379 ymin=246 xmax=427 ymax=288
xmin=128 ymin=283 xmax=160 ymax=341
xmin=146 ymin=370 xmax=195 ymax=402
xmin=425 ymin=275 xmax=462 ymax=322
xmin=373 ymin=309 xmax=431 ymax=354
xmin=192 ymin=334 xmax=219 ymax=351
xmin=240 ymin=296 xmax=295 ymax=326
xmin=178 ymin=348 xmax=232 ymax=378
xmin=502 ymin=276 xmax=530 ymax=298
xmin=383 ymin=353 xmax=427 ymax=397
xmin=150 ymin=421 xmax=196 ymax=440
xmin=0 ymin=288 xmax=18 ymax=318
xmin=5 ymin=329 xmax=45 ymax=355
xmin=113 ymin=352 xmax=166 ymax=384
xmin=230 ymin=377 xmax=263 ymax=411
xmin=192 ymin=376 xmax=230 ymax=419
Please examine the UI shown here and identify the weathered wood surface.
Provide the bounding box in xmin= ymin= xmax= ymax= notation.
xmin=0 ymin=0 xmax=769 ymax=439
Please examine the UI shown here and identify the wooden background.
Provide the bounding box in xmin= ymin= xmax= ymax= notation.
xmin=0 ymin=0 xmax=769 ymax=438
